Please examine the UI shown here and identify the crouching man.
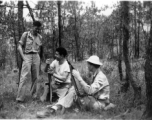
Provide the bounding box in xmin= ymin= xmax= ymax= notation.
xmin=36 ymin=55 xmax=115 ymax=118
xmin=72 ymin=55 xmax=115 ymax=111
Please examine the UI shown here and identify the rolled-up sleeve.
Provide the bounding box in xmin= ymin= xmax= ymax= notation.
xmin=50 ymin=60 xmax=56 ymax=69
xmin=18 ymin=32 xmax=27 ymax=45
xmin=80 ymin=72 xmax=109 ymax=95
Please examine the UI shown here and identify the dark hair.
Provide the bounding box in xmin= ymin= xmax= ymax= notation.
xmin=56 ymin=47 xmax=67 ymax=57
xmin=88 ymin=62 xmax=100 ymax=69
xmin=33 ymin=21 xmax=42 ymax=27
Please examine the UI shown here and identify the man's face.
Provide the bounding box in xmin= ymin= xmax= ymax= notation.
xmin=55 ymin=51 xmax=62 ymax=61
xmin=33 ymin=26 xmax=41 ymax=35
xmin=87 ymin=63 xmax=93 ymax=72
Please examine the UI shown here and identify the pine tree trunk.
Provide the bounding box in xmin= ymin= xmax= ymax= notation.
xmin=17 ymin=1 xmax=25 ymax=84
xmin=118 ymin=14 xmax=129 ymax=92
xmin=134 ymin=1 xmax=138 ymax=58
xmin=58 ymin=1 xmax=62 ymax=47
xmin=118 ymin=36 xmax=123 ymax=83
xmin=26 ymin=1 xmax=35 ymax=22
xmin=121 ymin=1 xmax=141 ymax=103
xmin=17 ymin=1 xmax=24 ymax=69
xmin=74 ymin=5 xmax=80 ymax=61
xmin=118 ymin=5 xmax=130 ymax=93
xmin=12 ymin=21 xmax=18 ymax=68
xmin=51 ymin=3 xmax=56 ymax=56
xmin=137 ymin=22 xmax=140 ymax=58
xmin=142 ymin=3 xmax=152 ymax=119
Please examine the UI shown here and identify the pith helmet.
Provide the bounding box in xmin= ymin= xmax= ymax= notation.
xmin=86 ymin=55 xmax=102 ymax=66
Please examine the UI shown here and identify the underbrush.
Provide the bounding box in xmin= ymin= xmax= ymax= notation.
xmin=0 ymin=59 xmax=146 ymax=119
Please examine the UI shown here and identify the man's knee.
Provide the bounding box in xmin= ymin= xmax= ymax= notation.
xmin=92 ymin=101 xmax=105 ymax=110
xmin=92 ymin=102 xmax=101 ymax=110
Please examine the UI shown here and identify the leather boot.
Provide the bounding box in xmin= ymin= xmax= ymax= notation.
xmin=36 ymin=107 xmax=55 ymax=118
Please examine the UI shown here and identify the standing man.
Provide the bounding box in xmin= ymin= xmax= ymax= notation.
xmin=16 ymin=21 xmax=42 ymax=102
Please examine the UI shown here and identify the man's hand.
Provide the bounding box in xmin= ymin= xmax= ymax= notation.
xmin=72 ymin=70 xmax=83 ymax=82
xmin=45 ymin=59 xmax=53 ymax=73
xmin=18 ymin=44 xmax=26 ymax=61
xmin=22 ymin=56 xmax=26 ymax=61
xmin=46 ymin=59 xmax=51 ymax=64
xmin=47 ymin=67 xmax=54 ymax=75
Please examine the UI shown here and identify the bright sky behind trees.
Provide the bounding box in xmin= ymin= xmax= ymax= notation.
xmin=23 ymin=0 xmax=118 ymax=19
xmin=3 ymin=0 xmax=118 ymax=20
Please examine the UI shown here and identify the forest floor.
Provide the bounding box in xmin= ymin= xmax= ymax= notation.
xmin=0 ymin=60 xmax=146 ymax=119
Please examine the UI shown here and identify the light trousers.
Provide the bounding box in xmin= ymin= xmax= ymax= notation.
xmin=55 ymin=78 xmax=106 ymax=110
xmin=16 ymin=54 xmax=40 ymax=101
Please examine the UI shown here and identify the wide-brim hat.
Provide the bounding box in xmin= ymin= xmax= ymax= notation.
xmin=86 ymin=55 xmax=103 ymax=66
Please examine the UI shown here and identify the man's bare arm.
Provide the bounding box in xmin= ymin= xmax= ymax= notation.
xmin=18 ymin=44 xmax=26 ymax=61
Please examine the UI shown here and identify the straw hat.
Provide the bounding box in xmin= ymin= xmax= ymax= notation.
xmin=86 ymin=55 xmax=102 ymax=66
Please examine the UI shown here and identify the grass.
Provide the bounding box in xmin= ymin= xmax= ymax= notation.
xmin=0 ymin=59 xmax=146 ymax=119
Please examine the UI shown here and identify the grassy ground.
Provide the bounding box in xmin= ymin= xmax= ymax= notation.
xmin=0 ymin=59 xmax=145 ymax=119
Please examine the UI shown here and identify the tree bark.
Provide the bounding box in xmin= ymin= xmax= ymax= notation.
xmin=74 ymin=3 xmax=80 ymax=61
xmin=134 ymin=1 xmax=138 ymax=58
xmin=12 ymin=19 xmax=18 ymax=68
xmin=17 ymin=1 xmax=24 ymax=69
xmin=50 ymin=2 xmax=56 ymax=56
xmin=137 ymin=21 xmax=140 ymax=58
xmin=52 ymin=19 xmax=56 ymax=56
xmin=118 ymin=13 xmax=126 ymax=92
xmin=26 ymin=1 xmax=35 ymax=22
xmin=117 ymin=2 xmax=130 ymax=93
xmin=121 ymin=1 xmax=141 ymax=103
xmin=142 ymin=2 xmax=152 ymax=119
xmin=57 ymin=1 xmax=62 ymax=47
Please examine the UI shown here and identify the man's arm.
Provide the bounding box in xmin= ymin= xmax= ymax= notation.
xmin=18 ymin=32 xmax=28 ymax=61
xmin=72 ymin=70 xmax=102 ymax=95
xmin=53 ymin=72 xmax=69 ymax=83
xmin=38 ymin=34 xmax=43 ymax=60
xmin=48 ymin=69 xmax=69 ymax=83
xmin=18 ymin=44 xmax=26 ymax=61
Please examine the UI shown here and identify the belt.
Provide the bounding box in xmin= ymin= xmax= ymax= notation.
xmin=55 ymin=82 xmax=71 ymax=89
xmin=25 ymin=52 xmax=38 ymax=54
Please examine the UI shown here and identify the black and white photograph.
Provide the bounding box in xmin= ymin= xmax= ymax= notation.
xmin=0 ymin=0 xmax=151 ymax=119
